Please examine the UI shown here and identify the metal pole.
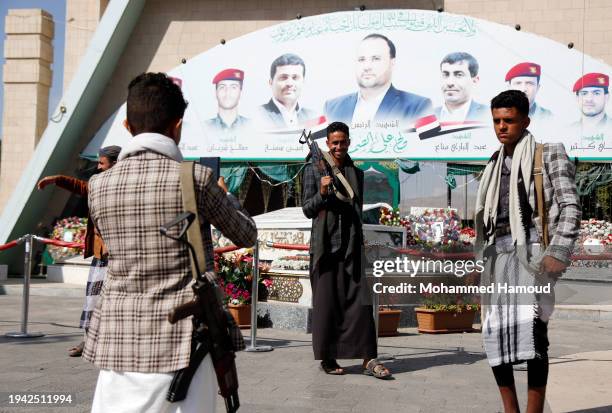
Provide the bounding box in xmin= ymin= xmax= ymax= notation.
xmin=245 ymin=240 xmax=272 ymax=352
xmin=372 ymin=245 xmax=394 ymax=362
xmin=464 ymin=175 xmax=468 ymax=221
xmin=6 ymin=235 xmax=44 ymax=338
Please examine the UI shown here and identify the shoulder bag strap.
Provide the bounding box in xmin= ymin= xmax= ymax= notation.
xmin=533 ymin=143 xmax=549 ymax=248
xmin=321 ymin=150 xmax=355 ymax=202
xmin=180 ymin=161 xmax=207 ymax=280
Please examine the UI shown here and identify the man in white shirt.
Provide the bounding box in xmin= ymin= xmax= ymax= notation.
xmin=434 ymin=52 xmax=488 ymax=123
xmin=258 ymin=53 xmax=316 ymax=129
xmin=324 ymin=33 xmax=432 ymax=130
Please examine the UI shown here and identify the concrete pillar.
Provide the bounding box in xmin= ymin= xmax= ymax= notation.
xmin=64 ymin=0 xmax=109 ymax=90
xmin=0 ymin=9 xmax=54 ymax=212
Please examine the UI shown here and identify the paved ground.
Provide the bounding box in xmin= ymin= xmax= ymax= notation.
xmin=0 ymin=295 xmax=611 ymax=413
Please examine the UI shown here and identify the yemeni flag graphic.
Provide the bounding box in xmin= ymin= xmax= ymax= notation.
xmin=406 ymin=115 xmax=488 ymax=140
xmin=264 ymin=116 xmax=328 ymax=140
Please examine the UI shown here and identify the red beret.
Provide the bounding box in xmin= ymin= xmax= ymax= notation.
xmin=573 ymin=72 xmax=609 ymax=92
xmin=505 ymin=62 xmax=541 ymax=81
xmin=212 ymin=68 xmax=244 ymax=84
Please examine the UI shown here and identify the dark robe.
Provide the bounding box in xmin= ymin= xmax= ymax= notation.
xmin=301 ymin=157 xmax=377 ymax=360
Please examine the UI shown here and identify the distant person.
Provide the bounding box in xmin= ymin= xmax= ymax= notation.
xmin=434 ymin=52 xmax=488 ymax=122
xmin=205 ymin=68 xmax=250 ymax=133
xmin=257 ymin=53 xmax=316 ymax=129
xmin=36 ymin=145 xmax=121 ymax=357
xmin=302 ymin=121 xmax=392 ymax=380
xmin=475 ymin=90 xmax=580 ymax=413
xmin=82 ymin=73 xmax=257 ymax=412
xmin=324 ymin=33 xmax=432 ymax=128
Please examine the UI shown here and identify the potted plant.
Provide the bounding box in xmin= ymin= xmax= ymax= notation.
xmin=416 ymin=291 xmax=479 ymax=334
xmin=215 ymin=249 xmax=273 ymax=328
xmin=378 ymin=305 xmax=402 ymax=337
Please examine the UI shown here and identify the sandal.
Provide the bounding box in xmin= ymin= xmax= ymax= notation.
xmin=363 ymin=359 xmax=392 ymax=380
xmin=320 ymin=359 xmax=345 ymax=375
xmin=68 ymin=341 xmax=85 ymax=357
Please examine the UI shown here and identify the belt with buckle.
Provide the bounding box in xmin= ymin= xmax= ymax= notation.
xmin=495 ymin=222 xmax=512 ymax=237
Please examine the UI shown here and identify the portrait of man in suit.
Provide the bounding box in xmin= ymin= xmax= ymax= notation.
xmin=324 ymin=33 xmax=432 ymax=128
xmin=434 ymin=52 xmax=488 ymax=122
xmin=257 ymin=53 xmax=316 ymax=129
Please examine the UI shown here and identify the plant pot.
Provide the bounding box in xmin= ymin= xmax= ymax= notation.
xmin=415 ymin=307 xmax=476 ymax=334
xmin=228 ymin=304 xmax=251 ymax=328
xmin=378 ymin=309 xmax=402 ymax=337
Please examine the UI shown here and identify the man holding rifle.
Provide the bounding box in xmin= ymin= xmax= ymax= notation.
xmin=82 ymin=72 xmax=256 ymax=412
xmin=302 ymin=121 xmax=392 ymax=379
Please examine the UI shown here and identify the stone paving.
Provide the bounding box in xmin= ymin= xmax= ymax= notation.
xmin=0 ymin=295 xmax=611 ymax=413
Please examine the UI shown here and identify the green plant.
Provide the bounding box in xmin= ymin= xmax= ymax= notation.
xmin=420 ymin=289 xmax=480 ymax=313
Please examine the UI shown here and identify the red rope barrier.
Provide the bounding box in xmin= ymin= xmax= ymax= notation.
xmin=4 ymin=234 xmax=610 ymax=263
xmin=34 ymin=236 xmax=244 ymax=255
xmin=32 ymin=236 xmax=84 ymax=249
xmin=0 ymin=239 xmax=21 ymax=251
xmin=265 ymin=242 xmax=310 ymax=251
xmin=571 ymin=253 xmax=612 ymax=261
xmin=214 ymin=245 xmax=241 ymax=254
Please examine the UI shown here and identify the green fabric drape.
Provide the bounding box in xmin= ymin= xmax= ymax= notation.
xmin=396 ymin=159 xmax=420 ymax=174
xmin=221 ymin=162 xmax=305 ymax=194
xmin=445 ymin=163 xmax=485 ymax=188
xmin=220 ymin=162 xmax=249 ymax=194
xmin=447 ymin=163 xmax=485 ymax=176
xmin=256 ymin=163 xmax=304 ymax=184
xmin=355 ymin=160 xmax=400 ymax=207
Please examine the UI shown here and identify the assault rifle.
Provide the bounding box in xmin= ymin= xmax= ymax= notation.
xmin=298 ymin=129 xmax=354 ymax=203
xmin=160 ymin=212 xmax=240 ymax=413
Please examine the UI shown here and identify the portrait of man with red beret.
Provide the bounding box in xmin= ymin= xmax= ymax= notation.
xmin=570 ymin=72 xmax=612 ymax=134
xmin=205 ymin=68 xmax=251 ymax=135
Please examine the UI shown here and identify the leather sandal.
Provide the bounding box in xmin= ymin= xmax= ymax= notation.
xmin=363 ymin=359 xmax=392 ymax=380
xmin=68 ymin=341 xmax=85 ymax=357
xmin=320 ymin=359 xmax=345 ymax=375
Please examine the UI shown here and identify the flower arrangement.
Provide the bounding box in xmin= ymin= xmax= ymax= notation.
xmin=572 ymin=219 xmax=611 ymax=268
xmin=411 ymin=208 xmax=461 ymax=244
xmin=47 ymin=217 xmax=87 ymax=262
xmin=378 ymin=207 xmax=409 ymax=227
xmin=215 ymin=249 xmax=272 ymax=305
xmin=459 ymin=227 xmax=476 ymax=245
xmin=379 ymin=207 xmax=475 ymax=254
xmin=271 ymin=255 xmax=310 ymax=271
xmin=579 ymin=219 xmax=612 ymax=246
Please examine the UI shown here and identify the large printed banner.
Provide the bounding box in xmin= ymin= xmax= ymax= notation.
xmin=84 ymin=9 xmax=612 ymax=161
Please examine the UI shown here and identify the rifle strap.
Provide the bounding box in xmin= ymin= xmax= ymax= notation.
xmin=180 ymin=161 xmax=207 ymax=280
xmin=533 ymin=143 xmax=549 ymax=248
xmin=321 ymin=150 xmax=355 ymax=202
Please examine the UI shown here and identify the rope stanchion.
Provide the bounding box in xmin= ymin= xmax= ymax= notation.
xmin=245 ymin=240 xmax=272 ymax=353
xmin=6 ymin=235 xmax=44 ymax=339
